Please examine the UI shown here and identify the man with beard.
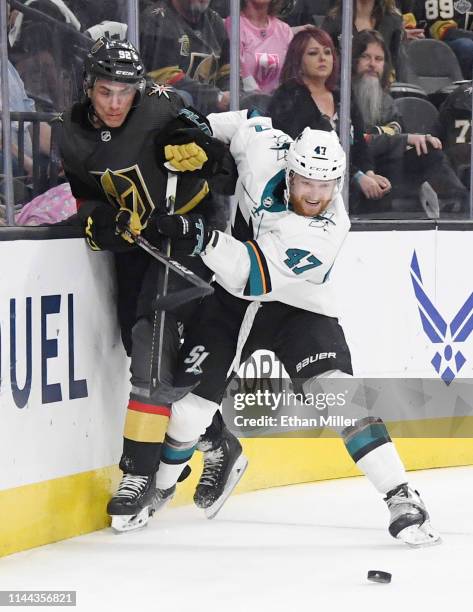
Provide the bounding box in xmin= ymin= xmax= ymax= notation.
xmin=139 ymin=0 xmax=230 ymax=114
xmin=352 ymin=29 xmax=467 ymax=216
xmin=146 ymin=115 xmax=440 ymax=546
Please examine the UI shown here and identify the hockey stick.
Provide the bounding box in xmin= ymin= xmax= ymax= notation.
xmin=130 ymin=233 xmax=214 ymax=308
xmin=151 ymin=171 xmax=174 ymax=392
xmin=144 ymin=172 xmax=213 ymax=399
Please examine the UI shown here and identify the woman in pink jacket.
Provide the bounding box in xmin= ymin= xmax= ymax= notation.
xmin=226 ymin=0 xmax=293 ymax=94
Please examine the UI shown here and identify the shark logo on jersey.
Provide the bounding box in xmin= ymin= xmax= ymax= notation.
xmin=309 ymin=212 xmax=336 ymax=230
xmin=410 ymin=250 xmax=473 ymax=384
xmin=270 ymin=134 xmax=291 ymax=161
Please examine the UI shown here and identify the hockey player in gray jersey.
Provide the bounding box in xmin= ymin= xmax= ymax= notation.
xmin=149 ymin=112 xmax=440 ymax=546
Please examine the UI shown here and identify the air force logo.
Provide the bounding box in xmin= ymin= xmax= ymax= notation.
xmin=410 ymin=251 xmax=473 ymax=384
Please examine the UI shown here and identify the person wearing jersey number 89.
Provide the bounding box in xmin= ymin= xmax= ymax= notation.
xmin=412 ymin=0 xmax=473 ymax=78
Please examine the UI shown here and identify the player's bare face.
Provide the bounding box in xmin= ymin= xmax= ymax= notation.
xmin=290 ymin=174 xmax=336 ymax=217
xmin=89 ymin=80 xmax=136 ymax=128
xmin=356 ymin=42 xmax=385 ymax=79
xmin=300 ymin=38 xmax=334 ymax=81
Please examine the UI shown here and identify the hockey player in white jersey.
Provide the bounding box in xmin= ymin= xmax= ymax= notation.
xmin=148 ymin=112 xmax=440 ymax=546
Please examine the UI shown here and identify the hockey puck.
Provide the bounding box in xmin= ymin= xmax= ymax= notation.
xmin=367 ymin=570 xmax=391 ymax=583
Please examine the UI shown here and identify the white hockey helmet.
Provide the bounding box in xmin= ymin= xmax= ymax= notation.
xmin=285 ymin=128 xmax=346 ymax=204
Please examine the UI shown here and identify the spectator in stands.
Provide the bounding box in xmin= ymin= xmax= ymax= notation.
xmin=323 ymin=0 xmax=403 ymax=75
xmin=280 ymin=0 xmax=331 ymax=27
xmin=268 ymin=26 xmax=391 ymax=205
xmin=139 ymin=0 xmax=230 ymax=114
xmin=227 ymin=0 xmax=293 ymax=94
xmin=209 ymin=0 xmax=230 ymax=18
xmin=407 ymin=0 xmax=473 ymax=79
xmin=1 ymin=60 xmax=35 ymax=177
xmin=66 ymin=0 xmax=126 ymax=30
xmin=352 ymin=29 xmax=467 ymax=213
xmin=8 ymin=0 xmax=83 ymax=110
xmin=436 ymin=81 xmax=472 ymax=188
xmin=13 ymin=182 xmax=76 ymax=225
xmin=396 ymin=0 xmax=424 ymax=39
xmin=1 ymin=3 xmax=56 ymax=207
xmin=0 ymin=57 xmax=52 ymax=205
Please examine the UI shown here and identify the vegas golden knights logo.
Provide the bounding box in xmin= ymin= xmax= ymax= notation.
xmin=92 ymin=165 xmax=155 ymax=227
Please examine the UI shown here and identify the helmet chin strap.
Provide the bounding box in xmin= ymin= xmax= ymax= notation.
xmin=87 ymin=101 xmax=103 ymax=128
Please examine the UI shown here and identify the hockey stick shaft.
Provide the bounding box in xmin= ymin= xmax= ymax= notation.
xmin=145 ymin=173 xmax=212 ymax=392
xmin=131 ymin=233 xmax=213 ymax=294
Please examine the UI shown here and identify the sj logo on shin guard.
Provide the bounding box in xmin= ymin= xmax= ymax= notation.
xmin=184 ymin=345 xmax=209 ymax=375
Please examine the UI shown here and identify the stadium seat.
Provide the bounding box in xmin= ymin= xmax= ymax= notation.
xmin=390 ymin=82 xmax=427 ymax=100
xmin=393 ymin=96 xmax=439 ymax=134
xmin=404 ymin=39 xmax=463 ymax=94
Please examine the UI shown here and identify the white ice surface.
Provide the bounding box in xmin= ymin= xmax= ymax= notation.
xmin=2 ymin=466 xmax=472 ymax=612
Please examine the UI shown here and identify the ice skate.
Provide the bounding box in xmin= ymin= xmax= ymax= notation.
xmin=385 ymin=483 xmax=441 ymax=547
xmin=107 ymin=473 xmax=175 ymax=533
xmin=194 ymin=430 xmax=248 ymax=519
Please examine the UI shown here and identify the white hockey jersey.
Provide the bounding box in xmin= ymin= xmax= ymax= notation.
xmin=202 ymin=111 xmax=350 ymax=317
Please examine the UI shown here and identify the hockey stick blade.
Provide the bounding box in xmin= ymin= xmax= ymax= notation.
xmin=153 ymin=286 xmax=211 ymax=311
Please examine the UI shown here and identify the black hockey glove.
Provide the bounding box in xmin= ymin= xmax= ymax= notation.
xmin=81 ymin=202 xmax=135 ymax=253
xmin=156 ymin=127 xmax=228 ymax=178
xmin=154 ymin=213 xmax=213 ymax=256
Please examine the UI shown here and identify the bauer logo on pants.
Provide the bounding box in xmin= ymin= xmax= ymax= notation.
xmin=296 ymin=352 xmax=337 ymax=373
xmin=410 ymin=250 xmax=473 ymax=384
xmin=184 ymin=345 xmax=209 ymax=375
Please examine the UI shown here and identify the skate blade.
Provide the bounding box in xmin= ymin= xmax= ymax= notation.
xmin=111 ymin=507 xmax=152 ymax=534
xmin=204 ymin=455 xmax=249 ymax=520
xmin=398 ymin=520 xmax=442 ymax=548
xmin=154 ymin=489 xmax=175 ymax=513
xmin=110 ymin=490 xmax=175 ymax=534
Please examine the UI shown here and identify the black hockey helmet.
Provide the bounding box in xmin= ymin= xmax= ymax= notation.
xmin=84 ymin=36 xmax=146 ymax=96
